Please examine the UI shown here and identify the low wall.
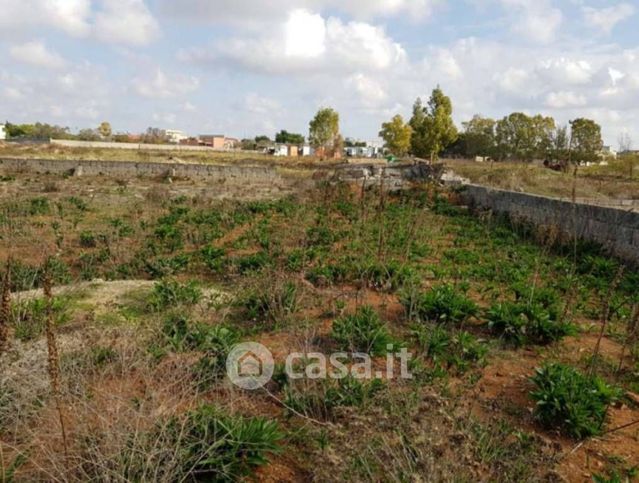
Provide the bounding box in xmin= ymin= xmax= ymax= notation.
xmin=50 ymin=139 xmax=221 ymax=152
xmin=0 ymin=158 xmax=281 ymax=183
xmin=460 ymin=184 xmax=639 ymax=265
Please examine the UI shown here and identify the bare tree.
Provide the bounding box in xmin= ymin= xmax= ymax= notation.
xmin=618 ymin=132 xmax=632 ymax=153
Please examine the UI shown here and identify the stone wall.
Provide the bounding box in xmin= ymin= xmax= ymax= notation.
xmin=460 ymin=184 xmax=639 ymax=265
xmin=50 ymin=139 xmax=220 ymax=152
xmin=0 ymin=158 xmax=281 ymax=183
xmin=0 ymin=158 xmax=441 ymax=187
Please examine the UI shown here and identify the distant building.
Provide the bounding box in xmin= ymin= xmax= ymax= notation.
xmin=300 ymin=145 xmax=313 ymax=156
xmin=224 ymin=137 xmax=240 ymax=149
xmin=199 ymin=134 xmax=225 ymax=149
xmin=601 ymin=146 xmax=618 ymax=159
xmin=0 ymin=123 xmax=6 ymax=141
xmin=165 ymin=129 xmax=187 ymax=144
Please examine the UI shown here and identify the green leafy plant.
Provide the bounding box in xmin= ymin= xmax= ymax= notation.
xmin=413 ymin=325 xmax=487 ymax=373
xmin=530 ymin=363 xmax=622 ymax=439
xmin=149 ymin=279 xmax=202 ymax=311
xmin=404 ymin=284 xmax=478 ymax=324
xmin=332 ymin=305 xmax=394 ymax=356
xmin=487 ymin=301 xmax=575 ymax=346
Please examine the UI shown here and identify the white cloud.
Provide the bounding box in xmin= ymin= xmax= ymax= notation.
xmin=243 ymin=93 xmax=282 ymax=115
xmin=180 ymin=11 xmax=406 ymax=75
xmin=131 ymin=69 xmax=200 ymax=98
xmin=0 ymin=0 xmax=159 ymax=46
xmin=346 ymin=73 xmax=387 ymax=106
xmin=158 ymin=0 xmax=440 ymax=25
xmin=545 ymin=91 xmax=587 ymax=108
xmin=583 ymin=3 xmax=635 ymax=34
xmin=0 ymin=0 xmax=92 ymax=37
xmin=9 ymin=40 xmax=67 ymax=69
xmin=499 ymin=0 xmax=563 ymax=44
xmin=285 ymin=9 xmax=326 ymax=58
xmin=94 ymin=0 xmax=160 ymax=46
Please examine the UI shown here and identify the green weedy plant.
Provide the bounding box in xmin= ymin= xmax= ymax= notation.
xmin=185 ymin=406 xmax=282 ymax=479
xmin=141 ymin=405 xmax=282 ymax=482
xmin=240 ymin=280 xmax=298 ymax=324
xmin=404 ymin=284 xmax=478 ymax=324
xmin=149 ymin=279 xmax=202 ymax=311
xmin=284 ymin=376 xmax=384 ymax=421
xmin=530 ymin=363 xmax=622 ymax=439
xmin=413 ymin=325 xmax=487 ymax=373
xmin=487 ymin=301 xmax=575 ymax=346
xmin=331 ymin=305 xmax=394 ymax=356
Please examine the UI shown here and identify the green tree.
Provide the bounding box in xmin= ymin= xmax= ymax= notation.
xmin=77 ymin=128 xmax=100 ymax=141
xmin=570 ymin=118 xmax=603 ymax=164
xmin=309 ymin=107 xmax=341 ymax=157
xmin=275 ymin=130 xmax=305 ymax=144
xmin=379 ymin=115 xmax=412 ymax=157
xmin=462 ymin=115 xmax=496 ymax=158
xmin=98 ymin=121 xmax=112 ymax=139
xmin=409 ymin=87 xmax=458 ymax=161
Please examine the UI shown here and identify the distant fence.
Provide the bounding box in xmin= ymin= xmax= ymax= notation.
xmin=460 ymin=184 xmax=639 ymax=265
xmin=50 ymin=139 xmax=222 ymax=152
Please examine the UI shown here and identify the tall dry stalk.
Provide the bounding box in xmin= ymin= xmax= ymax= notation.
xmin=0 ymin=258 xmax=11 ymax=355
xmin=43 ymin=265 xmax=68 ymax=457
xmin=589 ymin=266 xmax=625 ymax=377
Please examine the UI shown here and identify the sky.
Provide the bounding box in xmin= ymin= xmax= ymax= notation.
xmin=0 ymin=0 xmax=638 ymax=146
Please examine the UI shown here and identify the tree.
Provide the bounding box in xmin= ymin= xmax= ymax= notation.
xmin=98 ymin=121 xmax=112 ymax=139
xmin=309 ymin=107 xmax=341 ymax=157
xmin=570 ymin=118 xmax=603 ymax=164
xmin=462 ymin=115 xmax=496 ymax=158
xmin=77 ymin=128 xmax=100 ymax=141
xmin=409 ymin=87 xmax=458 ymax=161
xmin=275 ymin=130 xmax=305 ymax=144
xmin=379 ymin=115 xmax=412 ymax=156
xmin=141 ymin=127 xmax=168 ymax=144
xmin=618 ymin=132 xmax=632 ymax=153
xmin=550 ymin=125 xmax=570 ymax=163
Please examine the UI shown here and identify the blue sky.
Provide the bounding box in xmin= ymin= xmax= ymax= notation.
xmin=1 ymin=0 xmax=638 ymax=146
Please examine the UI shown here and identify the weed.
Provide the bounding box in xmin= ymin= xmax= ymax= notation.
xmin=404 ymin=284 xmax=478 ymax=324
xmin=332 ymin=305 xmax=395 ymax=356
xmin=149 ymin=279 xmax=202 ymax=311
xmin=530 ymin=363 xmax=622 ymax=439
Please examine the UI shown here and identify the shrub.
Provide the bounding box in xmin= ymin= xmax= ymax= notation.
xmin=149 ymin=279 xmax=202 ymax=311
xmin=530 ymin=363 xmax=622 ymax=439
xmin=331 ymin=305 xmax=394 ymax=356
xmin=404 ymin=284 xmax=478 ymax=324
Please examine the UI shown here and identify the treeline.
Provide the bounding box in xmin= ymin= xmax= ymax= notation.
xmin=3 ymin=122 xmax=170 ymax=144
xmin=446 ymin=114 xmax=604 ymax=163
xmin=378 ymin=87 xmax=605 ymax=164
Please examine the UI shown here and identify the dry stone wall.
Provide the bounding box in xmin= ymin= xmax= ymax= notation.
xmin=460 ymin=184 xmax=639 ymax=265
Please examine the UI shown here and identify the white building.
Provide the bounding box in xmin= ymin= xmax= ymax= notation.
xmin=0 ymin=124 xmax=6 ymax=141
xmin=165 ymin=129 xmax=187 ymax=144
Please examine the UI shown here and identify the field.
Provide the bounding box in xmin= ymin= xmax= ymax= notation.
xmin=446 ymin=158 xmax=639 ymax=205
xmin=0 ymin=171 xmax=638 ymax=482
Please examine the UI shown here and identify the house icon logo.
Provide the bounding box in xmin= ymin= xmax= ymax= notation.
xmin=226 ymin=342 xmax=274 ymax=390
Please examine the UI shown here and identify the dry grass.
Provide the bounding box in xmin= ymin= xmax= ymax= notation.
xmin=446 ymin=159 xmax=639 ymax=203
